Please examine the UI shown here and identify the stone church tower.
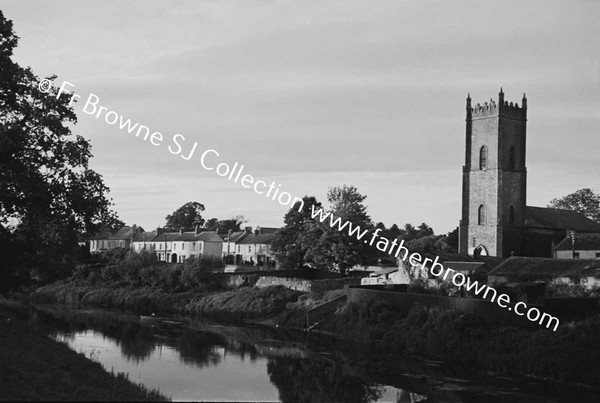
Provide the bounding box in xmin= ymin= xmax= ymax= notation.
xmin=459 ymin=89 xmax=528 ymax=257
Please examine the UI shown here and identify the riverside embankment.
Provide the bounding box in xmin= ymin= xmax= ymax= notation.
xmin=0 ymin=301 xmax=168 ymax=401
xmin=27 ymin=277 xmax=600 ymax=391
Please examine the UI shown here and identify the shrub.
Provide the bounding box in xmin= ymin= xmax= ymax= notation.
xmin=97 ymin=247 xmax=130 ymax=264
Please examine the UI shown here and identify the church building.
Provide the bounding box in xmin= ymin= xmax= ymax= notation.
xmin=458 ymin=89 xmax=600 ymax=258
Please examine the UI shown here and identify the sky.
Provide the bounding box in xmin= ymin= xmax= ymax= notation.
xmin=2 ymin=0 xmax=599 ymax=233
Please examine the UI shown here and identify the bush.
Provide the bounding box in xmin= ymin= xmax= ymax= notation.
xmin=97 ymin=248 xmax=130 ymax=264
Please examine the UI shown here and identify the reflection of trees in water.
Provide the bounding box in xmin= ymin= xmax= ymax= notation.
xmin=175 ymin=330 xmax=263 ymax=368
xmin=115 ymin=322 xmax=155 ymax=362
xmin=396 ymin=389 xmax=428 ymax=403
xmin=175 ymin=330 xmax=223 ymax=368
xmin=267 ymin=356 xmax=384 ymax=403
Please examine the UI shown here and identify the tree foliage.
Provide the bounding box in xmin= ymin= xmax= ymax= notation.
xmin=164 ymin=202 xmax=206 ymax=231
xmin=302 ymin=185 xmax=376 ymax=275
xmin=271 ymin=196 xmax=323 ymax=269
xmin=204 ymin=215 xmax=247 ymax=233
xmin=548 ymin=188 xmax=600 ymax=224
xmin=0 ymin=11 xmax=119 ymax=286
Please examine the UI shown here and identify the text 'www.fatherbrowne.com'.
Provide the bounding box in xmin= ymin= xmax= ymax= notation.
xmin=308 ymin=204 xmax=560 ymax=332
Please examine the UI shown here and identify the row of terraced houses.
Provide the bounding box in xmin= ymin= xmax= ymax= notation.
xmin=89 ymin=225 xmax=280 ymax=269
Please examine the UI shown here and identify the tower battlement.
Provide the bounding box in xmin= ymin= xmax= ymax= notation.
xmin=468 ymin=88 xmax=527 ymax=120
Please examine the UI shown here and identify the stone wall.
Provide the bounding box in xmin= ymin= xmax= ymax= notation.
xmin=255 ymin=276 xmax=313 ymax=292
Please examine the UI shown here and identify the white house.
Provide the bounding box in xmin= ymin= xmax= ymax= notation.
xmin=171 ymin=231 xmax=223 ymax=262
xmin=221 ymin=230 xmax=251 ymax=264
xmin=89 ymin=226 xmax=140 ymax=253
xmin=237 ymin=232 xmax=278 ymax=269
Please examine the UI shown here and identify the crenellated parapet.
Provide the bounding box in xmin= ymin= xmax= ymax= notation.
xmin=468 ymin=88 xmax=527 ymax=120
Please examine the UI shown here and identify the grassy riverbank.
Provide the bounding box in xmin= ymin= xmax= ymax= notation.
xmin=31 ymin=281 xmax=305 ymax=320
xmin=25 ymin=251 xmax=600 ymax=389
xmin=0 ymin=306 xmax=168 ymax=401
xmin=277 ymin=298 xmax=600 ymax=388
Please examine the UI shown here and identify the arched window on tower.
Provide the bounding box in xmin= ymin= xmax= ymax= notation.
xmin=479 ymin=146 xmax=488 ymax=170
xmin=509 ymin=205 xmax=515 ymax=225
xmin=508 ymin=146 xmax=515 ymax=170
xmin=478 ymin=204 xmax=486 ymax=225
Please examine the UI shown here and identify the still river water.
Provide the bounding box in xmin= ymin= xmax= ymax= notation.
xmin=21 ymin=305 xmax=600 ymax=402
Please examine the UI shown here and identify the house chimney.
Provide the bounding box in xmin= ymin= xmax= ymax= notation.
xmin=195 ymin=225 xmax=199 ymax=235
xmin=179 ymin=227 xmax=184 ymax=235
xmin=245 ymin=226 xmax=252 ymax=234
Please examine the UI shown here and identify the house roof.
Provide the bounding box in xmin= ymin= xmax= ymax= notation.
xmin=554 ymin=233 xmax=600 ymax=251
xmin=107 ymin=226 xmax=137 ymax=240
xmin=133 ymin=231 xmax=157 ymax=242
xmin=220 ymin=231 xmax=249 ymax=243
xmin=238 ymin=233 xmax=277 ymax=245
xmin=256 ymin=226 xmax=280 ymax=234
xmin=445 ymin=261 xmax=486 ymax=273
xmin=488 ymin=256 xmax=600 ymax=279
xmin=173 ymin=231 xmax=222 ymax=242
xmin=525 ymin=206 xmax=600 ymax=232
xmin=149 ymin=232 xmax=181 ymax=242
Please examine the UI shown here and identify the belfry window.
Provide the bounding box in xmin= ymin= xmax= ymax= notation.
xmin=479 ymin=146 xmax=488 ymax=170
xmin=508 ymin=146 xmax=515 ymax=170
xmin=478 ymin=204 xmax=486 ymax=225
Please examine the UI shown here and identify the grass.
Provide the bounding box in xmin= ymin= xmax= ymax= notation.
xmin=289 ymin=299 xmax=600 ymax=387
xmin=0 ymin=307 xmax=169 ymax=401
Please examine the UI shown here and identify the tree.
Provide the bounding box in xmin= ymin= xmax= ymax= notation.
xmin=446 ymin=227 xmax=459 ymax=252
xmin=0 ymin=11 xmax=119 ymax=284
xmin=271 ymin=196 xmax=322 ymax=269
xmin=164 ymin=202 xmax=206 ymax=231
xmin=203 ymin=215 xmax=247 ymax=233
xmin=217 ymin=215 xmax=247 ymax=233
xmin=548 ymin=188 xmax=600 ymax=223
xmin=204 ymin=218 xmax=219 ymax=231
xmin=303 ymin=185 xmax=375 ymax=275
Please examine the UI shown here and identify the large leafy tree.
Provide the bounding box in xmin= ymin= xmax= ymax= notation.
xmin=548 ymin=188 xmax=600 ymax=224
xmin=164 ymin=202 xmax=206 ymax=231
xmin=271 ymin=196 xmax=323 ymax=269
xmin=303 ymin=185 xmax=375 ymax=275
xmin=0 ymin=11 xmax=119 ymax=285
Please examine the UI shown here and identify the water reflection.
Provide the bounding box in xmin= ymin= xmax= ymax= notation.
xmin=26 ymin=305 xmax=600 ymax=403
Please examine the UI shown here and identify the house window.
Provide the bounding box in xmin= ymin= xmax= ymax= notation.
xmin=248 ymin=246 xmax=251 ymax=253
xmin=238 ymin=245 xmax=241 ymax=253
xmin=192 ymin=242 xmax=196 ymax=250
xmin=478 ymin=204 xmax=486 ymax=225
xmin=181 ymin=243 xmax=184 ymax=249
xmin=508 ymin=146 xmax=515 ymax=170
xmin=596 ymin=252 xmax=600 ymax=258
xmin=509 ymin=205 xmax=515 ymax=226
xmin=479 ymin=146 xmax=488 ymax=170
xmin=574 ymin=252 xmax=580 ymax=259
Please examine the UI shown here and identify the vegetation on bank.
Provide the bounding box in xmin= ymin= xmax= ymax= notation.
xmin=26 ymin=247 xmax=600 ymax=388
xmin=31 ymin=250 xmax=306 ymax=318
xmin=0 ymin=307 xmax=168 ymax=401
xmin=278 ymin=299 xmax=600 ymax=387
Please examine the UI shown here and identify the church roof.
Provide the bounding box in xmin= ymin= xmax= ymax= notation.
xmin=554 ymin=233 xmax=600 ymax=251
xmin=524 ymin=206 xmax=600 ymax=232
xmin=489 ymin=256 xmax=600 ymax=279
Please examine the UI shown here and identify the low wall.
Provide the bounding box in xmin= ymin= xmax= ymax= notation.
xmin=255 ymin=277 xmax=313 ymax=292
xmin=252 ymin=277 xmax=361 ymax=293
xmin=345 ymin=286 xmax=537 ymax=329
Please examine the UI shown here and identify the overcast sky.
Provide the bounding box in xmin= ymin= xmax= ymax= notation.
xmin=3 ymin=1 xmax=599 ymax=233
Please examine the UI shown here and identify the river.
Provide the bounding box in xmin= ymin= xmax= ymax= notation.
xmin=18 ymin=304 xmax=600 ymax=402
